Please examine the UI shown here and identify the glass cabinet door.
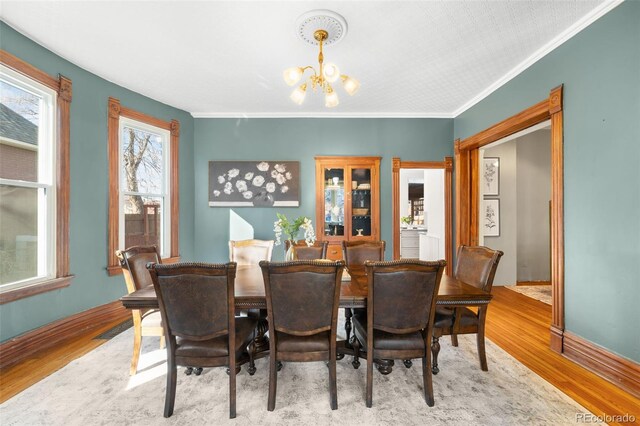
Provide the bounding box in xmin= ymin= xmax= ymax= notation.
xmin=323 ymin=167 xmax=345 ymax=237
xmin=350 ymin=167 xmax=372 ymax=237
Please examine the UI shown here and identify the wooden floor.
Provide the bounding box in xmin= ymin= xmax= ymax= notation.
xmin=486 ymin=287 xmax=639 ymax=425
xmin=1 ymin=288 xmax=638 ymax=424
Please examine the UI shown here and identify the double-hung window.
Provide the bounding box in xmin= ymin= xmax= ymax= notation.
xmin=0 ymin=51 xmax=72 ymax=301
xmin=119 ymin=117 xmax=170 ymax=255
xmin=107 ymin=97 xmax=179 ymax=274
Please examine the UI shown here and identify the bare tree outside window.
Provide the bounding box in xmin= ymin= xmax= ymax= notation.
xmin=121 ymin=126 xmax=164 ymax=249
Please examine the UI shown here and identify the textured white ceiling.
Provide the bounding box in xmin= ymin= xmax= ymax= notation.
xmin=0 ymin=1 xmax=618 ymax=117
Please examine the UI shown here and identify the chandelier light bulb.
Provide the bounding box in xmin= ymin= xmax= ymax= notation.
xmin=290 ymin=83 xmax=307 ymax=105
xmin=283 ymin=67 xmax=304 ymax=86
xmin=325 ymin=86 xmax=339 ymax=108
xmin=341 ymin=75 xmax=360 ymax=96
xmin=323 ymin=63 xmax=340 ymax=83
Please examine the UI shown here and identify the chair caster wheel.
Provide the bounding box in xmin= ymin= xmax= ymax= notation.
xmin=277 ymin=361 xmax=283 ymax=371
xmin=336 ymin=353 xmax=345 ymax=360
xmin=248 ymin=365 xmax=257 ymax=376
xmin=194 ymin=367 xmax=203 ymax=376
xmin=185 ymin=367 xmax=193 ymax=375
xmin=403 ymin=359 xmax=413 ymax=368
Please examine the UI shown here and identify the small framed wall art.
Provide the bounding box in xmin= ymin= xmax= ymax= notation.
xmin=482 ymin=198 xmax=500 ymax=237
xmin=483 ymin=157 xmax=500 ymax=196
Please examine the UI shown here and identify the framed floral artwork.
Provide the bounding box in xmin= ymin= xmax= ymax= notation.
xmin=483 ymin=199 xmax=500 ymax=237
xmin=209 ymin=161 xmax=300 ymax=207
xmin=483 ymin=157 xmax=500 ymax=196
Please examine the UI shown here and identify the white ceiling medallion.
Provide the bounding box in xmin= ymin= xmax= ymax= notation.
xmin=295 ymin=10 xmax=347 ymax=46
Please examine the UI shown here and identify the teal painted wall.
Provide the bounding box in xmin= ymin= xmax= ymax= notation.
xmin=454 ymin=2 xmax=640 ymax=362
xmin=0 ymin=22 xmax=195 ymax=342
xmin=194 ymin=118 xmax=453 ymax=262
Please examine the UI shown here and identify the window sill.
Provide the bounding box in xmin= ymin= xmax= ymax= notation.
xmin=106 ymin=256 xmax=181 ymax=276
xmin=0 ymin=275 xmax=74 ymax=304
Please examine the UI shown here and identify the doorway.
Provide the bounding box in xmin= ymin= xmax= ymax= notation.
xmin=455 ymin=85 xmax=564 ymax=352
xmin=391 ymin=158 xmax=453 ymax=272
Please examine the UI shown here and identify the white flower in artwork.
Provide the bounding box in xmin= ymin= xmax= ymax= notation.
xmin=285 ymin=172 xmax=292 ymax=180
xmin=274 ymin=163 xmax=286 ymax=173
xmin=270 ymin=170 xmax=278 ymax=178
xmin=242 ymin=191 xmax=253 ymax=199
xmin=223 ymin=182 xmax=234 ymax=194
xmin=235 ymin=180 xmax=247 ymax=192
xmin=275 ymin=173 xmax=286 ymax=185
xmin=244 ymin=172 xmax=254 ymax=180
xmin=217 ymin=175 xmax=225 ymax=184
xmin=252 ymin=175 xmax=265 ymax=187
xmin=257 ymin=162 xmax=269 ymax=171
xmin=228 ymin=168 xmax=240 ymax=178
xmin=213 ymin=190 xmax=221 ymax=197
xmin=265 ymin=182 xmax=276 ymax=193
xmin=281 ymin=185 xmax=289 ymax=193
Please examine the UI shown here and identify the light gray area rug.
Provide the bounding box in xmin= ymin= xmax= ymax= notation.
xmin=505 ymin=285 xmax=552 ymax=305
xmin=1 ymin=324 xmax=591 ymax=425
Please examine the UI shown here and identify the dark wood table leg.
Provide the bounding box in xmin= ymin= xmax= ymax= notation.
xmin=376 ymin=359 xmax=394 ymax=375
xmin=345 ymin=308 xmax=353 ymax=346
xmin=431 ymin=335 xmax=440 ymax=375
xmin=250 ymin=309 xmax=270 ymax=355
xmin=337 ymin=308 xmax=353 ymax=361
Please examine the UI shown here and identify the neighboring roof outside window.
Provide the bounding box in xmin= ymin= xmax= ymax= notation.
xmin=0 ymin=103 xmax=38 ymax=145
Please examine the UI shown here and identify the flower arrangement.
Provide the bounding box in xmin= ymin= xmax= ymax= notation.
xmin=273 ymin=213 xmax=316 ymax=247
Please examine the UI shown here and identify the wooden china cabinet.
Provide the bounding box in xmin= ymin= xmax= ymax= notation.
xmin=314 ymin=156 xmax=381 ymax=260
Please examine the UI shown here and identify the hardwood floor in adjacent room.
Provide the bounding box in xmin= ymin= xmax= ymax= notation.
xmin=1 ymin=289 xmax=638 ymax=425
xmin=486 ymin=287 xmax=639 ymax=425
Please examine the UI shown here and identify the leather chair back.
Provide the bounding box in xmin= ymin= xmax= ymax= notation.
xmin=454 ymin=246 xmax=504 ymax=292
xmin=116 ymin=245 xmax=161 ymax=293
xmin=284 ymin=240 xmax=329 ymax=260
xmin=342 ymin=240 xmax=385 ymax=268
xmin=260 ymin=260 xmax=344 ymax=336
xmin=148 ymin=262 xmax=236 ymax=341
xmin=366 ymin=260 xmax=446 ymax=334
xmin=229 ymin=239 xmax=274 ymax=266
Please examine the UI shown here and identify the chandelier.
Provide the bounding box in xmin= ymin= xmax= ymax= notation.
xmin=283 ymin=10 xmax=360 ymax=108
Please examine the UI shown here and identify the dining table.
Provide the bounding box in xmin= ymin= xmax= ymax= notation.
xmin=120 ymin=264 xmax=492 ymax=374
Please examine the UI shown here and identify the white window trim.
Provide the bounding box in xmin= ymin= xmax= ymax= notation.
xmin=117 ymin=116 xmax=171 ymax=258
xmin=0 ymin=64 xmax=57 ymax=293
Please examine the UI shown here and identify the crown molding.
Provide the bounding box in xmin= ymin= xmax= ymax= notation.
xmin=451 ymin=0 xmax=623 ymax=118
xmin=191 ymin=112 xmax=454 ymax=119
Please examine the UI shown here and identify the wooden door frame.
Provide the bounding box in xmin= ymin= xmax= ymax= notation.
xmin=392 ymin=158 xmax=453 ymax=274
xmin=455 ymin=85 xmax=564 ymax=352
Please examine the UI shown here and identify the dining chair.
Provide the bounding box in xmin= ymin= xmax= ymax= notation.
xmin=351 ymin=259 xmax=446 ymax=407
xmin=284 ymin=239 xmax=329 ymax=260
xmin=432 ymin=245 xmax=503 ymax=373
xmin=116 ymin=245 xmax=165 ymax=376
xmin=147 ymin=262 xmax=257 ymax=419
xmin=229 ymin=239 xmax=274 ymax=266
xmin=341 ymin=240 xmax=385 ymax=366
xmin=342 ymin=240 xmax=386 ymax=268
xmin=259 ymin=260 xmax=345 ymax=411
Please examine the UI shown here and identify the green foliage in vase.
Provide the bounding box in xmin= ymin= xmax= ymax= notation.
xmin=273 ymin=213 xmax=316 ymax=246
